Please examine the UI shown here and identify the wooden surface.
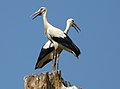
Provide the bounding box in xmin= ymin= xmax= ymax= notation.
xmin=24 ymin=70 xmax=82 ymax=89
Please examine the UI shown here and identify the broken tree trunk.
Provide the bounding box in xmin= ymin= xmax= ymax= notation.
xmin=24 ymin=70 xmax=82 ymax=89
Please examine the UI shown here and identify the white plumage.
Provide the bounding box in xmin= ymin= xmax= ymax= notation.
xmin=34 ymin=18 xmax=81 ymax=69
xmin=32 ymin=7 xmax=81 ymax=71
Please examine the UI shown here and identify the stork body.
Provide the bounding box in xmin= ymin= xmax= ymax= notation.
xmin=35 ymin=18 xmax=81 ymax=69
xmin=32 ymin=7 xmax=81 ymax=71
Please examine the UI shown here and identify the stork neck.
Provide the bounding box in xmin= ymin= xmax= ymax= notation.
xmin=42 ymin=12 xmax=49 ymax=34
xmin=64 ymin=23 xmax=70 ymax=34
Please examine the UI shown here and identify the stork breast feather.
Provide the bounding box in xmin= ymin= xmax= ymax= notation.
xmin=48 ymin=28 xmax=66 ymax=38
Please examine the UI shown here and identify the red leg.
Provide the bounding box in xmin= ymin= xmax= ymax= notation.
xmin=56 ymin=54 xmax=60 ymax=70
xmin=52 ymin=52 xmax=57 ymax=72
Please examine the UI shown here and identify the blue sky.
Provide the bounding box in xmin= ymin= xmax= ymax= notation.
xmin=0 ymin=0 xmax=120 ymax=89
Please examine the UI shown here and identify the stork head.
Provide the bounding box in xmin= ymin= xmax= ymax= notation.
xmin=32 ymin=7 xmax=47 ymax=19
xmin=67 ymin=18 xmax=81 ymax=32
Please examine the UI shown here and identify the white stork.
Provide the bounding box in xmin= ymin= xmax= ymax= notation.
xmin=32 ymin=7 xmax=81 ymax=71
xmin=34 ymin=18 xmax=81 ymax=70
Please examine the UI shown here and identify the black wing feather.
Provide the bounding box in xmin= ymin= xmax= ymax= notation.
xmin=35 ymin=58 xmax=52 ymax=69
xmin=51 ymin=33 xmax=81 ymax=57
xmin=35 ymin=46 xmax=54 ymax=69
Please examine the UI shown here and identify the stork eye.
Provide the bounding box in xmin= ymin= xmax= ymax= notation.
xmin=41 ymin=8 xmax=43 ymax=10
xmin=72 ymin=20 xmax=74 ymax=22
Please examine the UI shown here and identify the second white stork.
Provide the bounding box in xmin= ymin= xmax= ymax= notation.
xmin=34 ymin=18 xmax=81 ymax=70
xmin=32 ymin=7 xmax=81 ymax=71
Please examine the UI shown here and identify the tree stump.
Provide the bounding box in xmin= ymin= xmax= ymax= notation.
xmin=24 ymin=70 xmax=82 ymax=89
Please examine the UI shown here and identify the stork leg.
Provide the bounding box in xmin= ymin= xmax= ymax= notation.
xmin=52 ymin=53 xmax=60 ymax=72
xmin=52 ymin=53 xmax=54 ymax=72
xmin=57 ymin=58 xmax=59 ymax=70
xmin=55 ymin=53 xmax=59 ymax=70
xmin=56 ymin=54 xmax=60 ymax=70
xmin=52 ymin=52 xmax=57 ymax=72
xmin=52 ymin=58 xmax=55 ymax=72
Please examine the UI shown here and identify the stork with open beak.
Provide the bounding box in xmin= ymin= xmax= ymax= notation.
xmin=34 ymin=18 xmax=81 ymax=70
xmin=32 ymin=7 xmax=81 ymax=71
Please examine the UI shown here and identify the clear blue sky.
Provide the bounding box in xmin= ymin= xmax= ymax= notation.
xmin=0 ymin=0 xmax=120 ymax=89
